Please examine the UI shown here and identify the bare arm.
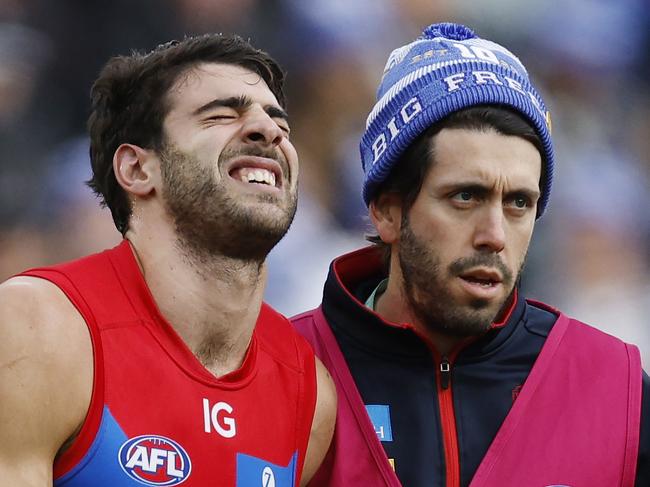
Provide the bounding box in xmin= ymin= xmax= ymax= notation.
xmin=300 ymin=357 xmax=336 ymax=487
xmin=0 ymin=277 xmax=93 ymax=486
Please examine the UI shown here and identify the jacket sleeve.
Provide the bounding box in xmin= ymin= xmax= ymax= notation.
xmin=636 ymin=370 xmax=650 ymax=486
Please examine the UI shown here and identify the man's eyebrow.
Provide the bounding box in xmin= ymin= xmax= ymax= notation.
xmin=443 ymin=182 xmax=491 ymax=195
xmin=192 ymin=95 xmax=288 ymax=121
xmin=441 ymin=182 xmax=541 ymax=199
xmin=505 ymin=187 xmax=541 ymax=201
xmin=192 ymin=95 xmax=252 ymax=116
xmin=265 ymin=105 xmax=289 ymax=122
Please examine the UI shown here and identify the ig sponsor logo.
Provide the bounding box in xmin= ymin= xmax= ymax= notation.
xmin=118 ymin=435 xmax=192 ymax=485
xmin=203 ymin=398 xmax=237 ymax=438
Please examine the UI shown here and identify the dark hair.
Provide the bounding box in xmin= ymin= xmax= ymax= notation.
xmin=87 ymin=34 xmax=286 ymax=234
xmin=367 ymin=105 xmax=543 ymax=268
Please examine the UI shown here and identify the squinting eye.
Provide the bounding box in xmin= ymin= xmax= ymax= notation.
xmin=275 ymin=121 xmax=290 ymax=134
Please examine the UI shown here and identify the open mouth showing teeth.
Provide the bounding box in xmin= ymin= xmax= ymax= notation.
xmin=231 ymin=167 xmax=277 ymax=187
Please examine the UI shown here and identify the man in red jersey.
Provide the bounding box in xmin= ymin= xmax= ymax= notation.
xmin=0 ymin=34 xmax=335 ymax=486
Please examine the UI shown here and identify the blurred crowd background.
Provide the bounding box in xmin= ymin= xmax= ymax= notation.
xmin=0 ymin=0 xmax=648 ymax=365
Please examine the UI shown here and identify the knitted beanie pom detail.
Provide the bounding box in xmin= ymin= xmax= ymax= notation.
xmin=421 ymin=23 xmax=477 ymax=41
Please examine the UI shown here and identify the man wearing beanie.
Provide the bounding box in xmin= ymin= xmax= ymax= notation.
xmin=292 ymin=23 xmax=649 ymax=486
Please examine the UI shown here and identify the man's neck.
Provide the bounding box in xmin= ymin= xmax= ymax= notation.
xmin=125 ymin=229 xmax=266 ymax=377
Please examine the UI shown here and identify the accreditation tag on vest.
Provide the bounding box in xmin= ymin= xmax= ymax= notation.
xmin=365 ymin=405 xmax=393 ymax=442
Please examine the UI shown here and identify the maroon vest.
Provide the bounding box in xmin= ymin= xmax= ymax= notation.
xmin=293 ymin=303 xmax=642 ymax=486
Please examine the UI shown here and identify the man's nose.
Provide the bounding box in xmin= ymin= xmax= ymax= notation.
xmin=472 ymin=205 xmax=506 ymax=253
xmin=241 ymin=108 xmax=284 ymax=148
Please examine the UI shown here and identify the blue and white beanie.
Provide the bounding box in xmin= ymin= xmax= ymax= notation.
xmin=360 ymin=23 xmax=554 ymax=217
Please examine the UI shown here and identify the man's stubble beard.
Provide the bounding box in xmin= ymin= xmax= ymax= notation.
xmin=159 ymin=143 xmax=297 ymax=264
xmin=398 ymin=214 xmax=523 ymax=338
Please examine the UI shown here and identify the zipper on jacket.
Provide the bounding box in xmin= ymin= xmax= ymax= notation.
xmin=436 ymin=354 xmax=460 ymax=487
xmin=440 ymin=357 xmax=451 ymax=389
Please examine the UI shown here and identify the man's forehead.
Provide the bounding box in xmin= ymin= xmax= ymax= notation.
xmin=168 ymin=62 xmax=277 ymax=109
xmin=428 ymin=129 xmax=542 ymax=183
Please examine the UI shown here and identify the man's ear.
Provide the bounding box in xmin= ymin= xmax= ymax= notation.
xmin=369 ymin=192 xmax=403 ymax=245
xmin=113 ymin=143 xmax=158 ymax=197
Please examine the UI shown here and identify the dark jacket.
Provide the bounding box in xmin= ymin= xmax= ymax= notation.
xmin=293 ymin=247 xmax=649 ymax=487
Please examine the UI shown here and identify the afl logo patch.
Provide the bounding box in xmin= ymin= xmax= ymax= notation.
xmin=118 ymin=435 xmax=192 ymax=485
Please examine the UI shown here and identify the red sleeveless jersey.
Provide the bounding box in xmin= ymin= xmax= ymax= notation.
xmin=20 ymin=241 xmax=317 ymax=487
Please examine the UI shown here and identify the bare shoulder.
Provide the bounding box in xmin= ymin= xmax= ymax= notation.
xmin=0 ymin=276 xmax=93 ymax=484
xmin=301 ymin=357 xmax=337 ymax=486
xmin=0 ymin=276 xmax=93 ymax=365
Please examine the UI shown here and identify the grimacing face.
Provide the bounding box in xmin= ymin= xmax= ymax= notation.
xmin=159 ymin=63 xmax=299 ymax=261
xmin=396 ymin=127 xmax=541 ymax=337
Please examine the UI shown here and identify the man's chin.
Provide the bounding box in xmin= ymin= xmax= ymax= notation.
xmin=239 ymin=193 xmax=296 ymax=221
xmin=440 ymin=310 xmax=496 ymax=337
xmin=174 ymin=210 xmax=294 ymax=262
xmin=467 ymin=297 xmax=498 ymax=312
xmin=435 ymin=298 xmax=508 ymax=337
